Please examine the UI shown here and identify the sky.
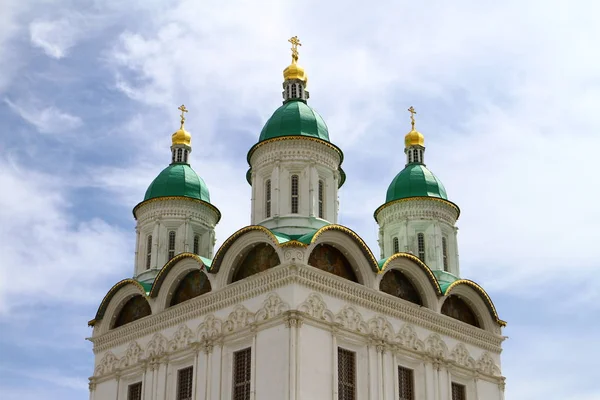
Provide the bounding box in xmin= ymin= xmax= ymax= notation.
xmin=0 ymin=0 xmax=599 ymax=398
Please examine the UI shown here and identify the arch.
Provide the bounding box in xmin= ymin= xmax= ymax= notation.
xmin=311 ymin=224 xmax=379 ymax=273
xmin=441 ymin=295 xmax=480 ymax=328
xmin=379 ymin=269 xmax=422 ymax=306
xmin=149 ymin=253 xmax=208 ymax=298
xmin=210 ymin=225 xmax=282 ymax=274
xmin=379 ymin=253 xmax=442 ymax=295
xmin=308 ymin=243 xmax=358 ymax=283
xmin=444 ymin=279 xmax=506 ymax=327
xmin=170 ymin=270 xmax=212 ymax=307
xmin=231 ymin=242 xmax=281 ymax=283
xmin=112 ymin=295 xmax=151 ymax=329
xmin=90 ymin=279 xmax=148 ymax=326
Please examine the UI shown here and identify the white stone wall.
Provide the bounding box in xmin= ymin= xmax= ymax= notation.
xmin=376 ymin=198 xmax=460 ymax=276
xmin=133 ymin=198 xmax=219 ymax=282
xmin=249 ymin=138 xmax=341 ymax=235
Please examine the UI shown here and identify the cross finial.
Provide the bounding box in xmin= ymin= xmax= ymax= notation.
xmin=288 ymin=36 xmax=302 ymax=63
xmin=178 ymin=104 xmax=188 ymax=129
xmin=408 ymin=106 xmax=417 ymax=130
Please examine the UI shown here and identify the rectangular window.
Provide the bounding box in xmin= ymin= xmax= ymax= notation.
xmin=291 ymin=175 xmax=299 ymax=214
xmin=318 ymin=180 xmax=324 ymax=218
xmin=442 ymin=236 xmax=448 ymax=271
xmin=146 ymin=235 xmax=152 ymax=269
xmin=417 ymin=233 xmax=425 ymax=262
xmin=338 ymin=347 xmax=356 ymax=400
xmin=398 ymin=366 xmax=414 ymax=400
xmin=128 ymin=382 xmax=142 ymax=400
xmin=393 ymin=237 xmax=400 ymax=254
xmin=233 ymin=348 xmax=252 ymax=400
xmin=176 ymin=366 xmax=193 ymax=400
xmin=169 ymin=231 xmax=176 ymax=260
xmin=193 ymin=235 xmax=200 ymax=255
xmin=451 ymin=382 xmax=466 ymax=400
xmin=265 ymin=179 xmax=271 ymax=218
xmin=291 ymin=84 xmax=297 ymax=98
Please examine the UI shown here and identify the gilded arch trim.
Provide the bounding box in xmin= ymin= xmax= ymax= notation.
xmin=444 ymin=279 xmax=506 ymax=327
xmin=210 ymin=225 xmax=282 ymax=273
xmin=89 ymin=279 xmax=148 ymax=326
xmin=379 ymin=253 xmax=442 ymax=295
xmin=149 ymin=253 xmax=208 ymax=298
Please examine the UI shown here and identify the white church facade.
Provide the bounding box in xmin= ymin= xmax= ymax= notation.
xmin=87 ymin=37 xmax=507 ymax=400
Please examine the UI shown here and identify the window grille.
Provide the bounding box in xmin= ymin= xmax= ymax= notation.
xmin=412 ymin=149 xmax=419 ymax=163
xmin=451 ymin=383 xmax=466 ymax=400
xmin=128 ymin=382 xmax=142 ymax=400
xmin=176 ymin=366 xmax=193 ymax=400
xmin=176 ymin=148 xmax=183 ymax=163
xmin=337 ymin=348 xmax=356 ymax=400
xmin=442 ymin=236 xmax=448 ymax=271
xmin=233 ymin=348 xmax=252 ymax=400
xmin=265 ymin=179 xmax=271 ymax=218
xmin=168 ymin=231 xmax=176 ymax=260
xmin=398 ymin=366 xmax=414 ymax=400
xmin=417 ymin=233 xmax=425 ymax=262
xmin=291 ymin=175 xmax=299 ymax=214
xmin=393 ymin=237 xmax=399 ymax=254
xmin=291 ymin=84 xmax=297 ymax=98
xmin=318 ymin=180 xmax=324 ymax=218
xmin=193 ymin=235 xmax=200 ymax=255
xmin=146 ymin=235 xmax=152 ymax=269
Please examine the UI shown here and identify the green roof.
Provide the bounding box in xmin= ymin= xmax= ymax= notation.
xmin=144 ymin=163 xmax=211 ymax=203
xmin=259 ymin=99 xmax=330 ymax=142
xmin=385 ymin=164 xmax=447 ymax=203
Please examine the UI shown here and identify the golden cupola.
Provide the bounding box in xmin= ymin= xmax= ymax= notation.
xmin=283 ymin=36 xmax=308 ymax=83
xmin=171 ymin=104 xmax=192 ymax=147
xmin=404 ymin=106 xmax=425 ymax=148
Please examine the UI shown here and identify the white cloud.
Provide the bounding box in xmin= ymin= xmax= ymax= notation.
xmin=5 ymin=98 xmax=82 ymax=134
xmin=29 ymin=18 xmax=80 ymax=59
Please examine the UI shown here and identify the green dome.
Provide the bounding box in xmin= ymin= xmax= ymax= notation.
xmin=259 ymin=99 xmax=329 ymax=142
xmin=144 ymin=164 xmax=210 ymax=203
xmin=385 ymin=164 xmax=447 ymax=202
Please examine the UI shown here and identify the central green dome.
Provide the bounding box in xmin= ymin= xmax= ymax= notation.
xmin=144 ymin=164 xmax=210 ymax=203
xmin=386 ymin=164 xmax=447 ymax=202
xmin=259 ymin=99 xmax=329 ymax=142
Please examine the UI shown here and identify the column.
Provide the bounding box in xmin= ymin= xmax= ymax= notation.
xmin=331 ymin=328 xmax=338 ymax=400
xmin=88 ymin=379 xmax=96 ymax=400
xmin=250 ymin=171 xmax=256 ymax=223
xmin=273 ymin=162 xmax=280 ymax=217
xmin=286 ymin=313 xmax=302 ymax=400
xmin=308 ymin=163 xmax=315 ymax=217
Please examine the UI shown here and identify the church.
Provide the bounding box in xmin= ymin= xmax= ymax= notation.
xmin=87 ymin=37 xmax=507 ymax=400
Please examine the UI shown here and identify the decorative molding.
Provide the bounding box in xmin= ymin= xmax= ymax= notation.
xmin=145 ymin=333 xmax=168 ymax=360
xmin=476 ymin=352 xmax=501 ymax=376
xmin=298 ymin=293 xmax=334 ymax=322
xmin=94 ymin=352 xmax=119 ymax=376
xmin=425 ymin=333 xmax=448 ymax=360
xmin=225 ymin=305 xmax=254 ymax=333
xmin=255 ymin=293 xmax=290 ymax=321
xmin=119 ymin=341 xmax=142 ymax=369
xmin=335 ymin=306 xmax=369 ymax=334
xmin=168 ymin=324 xmax=193 ymax=352
xmin=395 ymin=324 xmax=425 ymax=352
xmin=449 ymin=343 xmax=476 ymax=369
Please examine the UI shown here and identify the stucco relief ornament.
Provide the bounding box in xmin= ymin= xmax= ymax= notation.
xmin=335 ymin=306 xmax=369 ymax=334
xmin=368 ymin=316 xmax=395 ymax=341
xmin=449 ymin=343 xmax=475 ymax=369
xmin=94 ymin=351 xmax=119 ymax=376
xmin=425 ymin=334 xmax=448 ymax=360
xmin=298 ymin=293 xmax=334 ymax=322
xmin=255 ymin=293 xmax=289 ymax=321
xmin=476 ymin=352 xmax=501 ymax=376
xmin=225 ymin=305 xmax=254 ymax=332
xmin=396 ymin=324 xmax=425 ymax=351
xmin=119 ymin=341 xmax=142 ymax=368
xmin=168 ymin=324 xmax=193 ymax=352
xmin=145 ymin=333 xmax=168 ymax=360
xmin=197 ymin=314 xmax=223 ymax=342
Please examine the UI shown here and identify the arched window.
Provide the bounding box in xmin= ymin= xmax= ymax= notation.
xmin=146 ymin=235 xmax=152 ymax=269
xmin=168 ymin=231 xmax=176 ymax=260
xmin=412 ymin=149 xmax=419 ymax=163
xmin=441 ymin=295 xmax=480 ymax=328
xmin=299 ymin=85 xmax=303 ymax=98
xmin=417 ymin=233 xmax=425 ymax=262
xmin=291 ymin=175 xmax=299 ymax=214
xmin=170 ymin=270 xmax=211 ymax=307
xmin=318 ymin=180 xmax=324 ymax=218
xmin=172 ymin=150 xmax=176 ymax=163
xmin=442 ymin=237 xmax=448 ymax=271
xmin=176 ymin=148 xmax=183 ymax=163
xmin=379 ymin=270 xmax=422 ymax=306
xmin=308 ymin=244 xmax=358 ymax=283
xmin=232 ymin=243 xmax=281 ymax=283
xmin=183 ymin=150 xmax=188 ymax=163
xmin=393 ymin=237 xmax=399 ymax=254
xmin=113 ymin=296 xmax=151 ymax=329
xmin=193 ymin=234 xmax=200 ymax=255
xmin=291 ymin=84 xmax=297 ymax=98
xmin=265 ymin=179 xmax=271 ymax=218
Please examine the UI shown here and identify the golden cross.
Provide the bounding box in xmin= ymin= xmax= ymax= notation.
xmin=408 ymin=106 xmax=416 ymax=130
xmin=288 ymin=36 xmax=302 ymax=62
xmin=178 ymin=104 xmax=188 ymax=128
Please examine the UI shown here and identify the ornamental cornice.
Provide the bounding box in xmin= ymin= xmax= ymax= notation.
xmin=136 ymin=198 xmax=219 ymax=227
xmin=376 ymin=198 xmax=458 ymax=226
xmin=91 ymin=264 xmax=503 ymax=354
xmin=248 ymin=136 xmax=343 ymax=168
xmin=250 ymin=138 xmax=341 ymax=171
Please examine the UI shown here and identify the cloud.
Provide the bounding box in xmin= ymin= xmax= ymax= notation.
xmin=5 ymin=98 xmax=83 ymax=134
xmin=29 ymin=18 xmax=81 ymax=59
